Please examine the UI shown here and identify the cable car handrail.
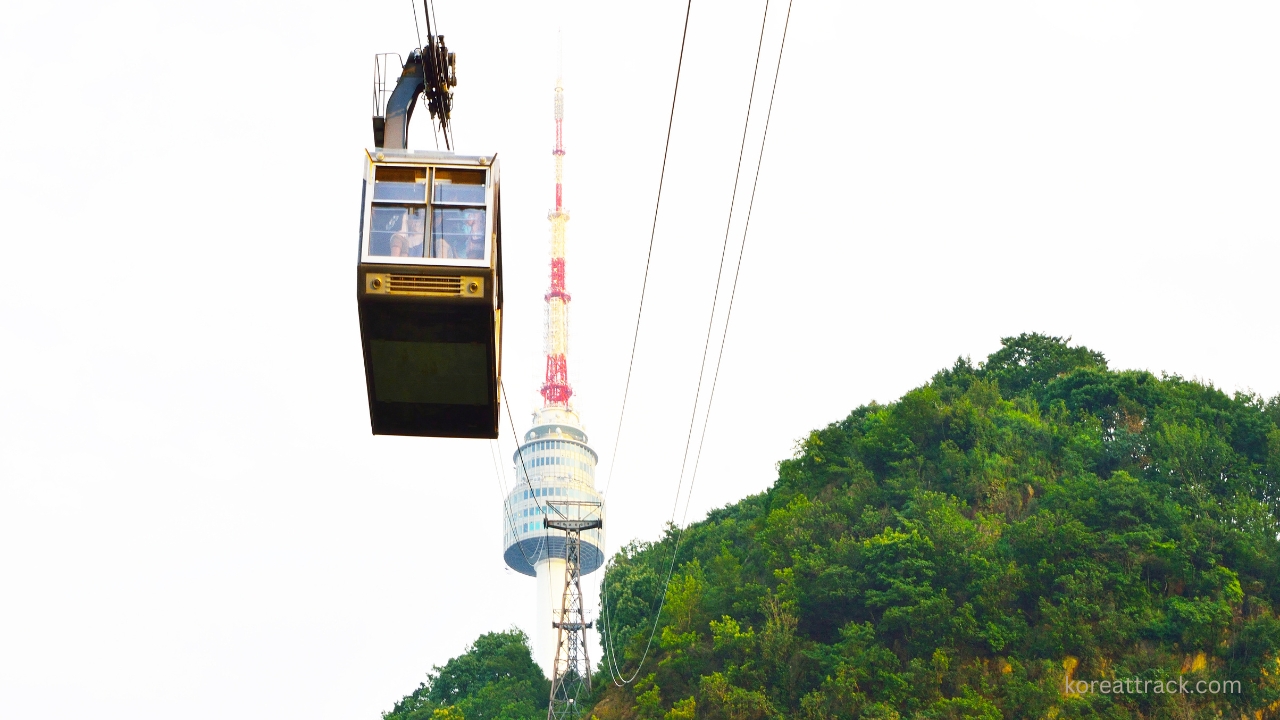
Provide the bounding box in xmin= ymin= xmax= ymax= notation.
xmin=372 ymin=53 xmax=404 ymax=119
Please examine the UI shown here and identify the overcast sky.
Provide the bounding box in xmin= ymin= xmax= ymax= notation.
xmin=1 ymin=1 xmax=1277 ymax=718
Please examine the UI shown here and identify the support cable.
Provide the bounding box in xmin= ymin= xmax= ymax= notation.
xmin=497 ymin=381 xmax=563 ymax=588
xmin=408 ymin=0 xmax=423 ymax=49
xmin=683 ymin=0 xmax=794 ymax=531
xmin=418 ymin=0 xmax=444 ymax=150
xmin=423 ymin=0 xmax=453 ymax=150
xmin=502 ymin=380 xmax=566 ymax=520
xmin=603 ymin=2 xmax=796 ymax=683
xmin=600 ymin=0 xmax=787 ymax=685
xmin=491 ymin=439 xmax=547 ymax=568
xmin=599 ymin=0 xmax=695 ymax=502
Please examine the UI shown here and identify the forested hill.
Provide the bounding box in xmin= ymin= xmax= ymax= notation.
xmin=384 ymin=335 xmax=1280 ymax=720
xmin=595 ymin=334 xmax=1280 ymax=719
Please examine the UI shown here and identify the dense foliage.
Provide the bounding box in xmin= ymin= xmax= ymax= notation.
xmin=594 ymin=335 xmax=1280 ymax=719
xmin=383 ymin=629 xmax=549 ymax=720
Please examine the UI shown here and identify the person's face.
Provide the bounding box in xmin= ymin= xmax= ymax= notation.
xmin=464 ymin=213 xmax=481 ymax=231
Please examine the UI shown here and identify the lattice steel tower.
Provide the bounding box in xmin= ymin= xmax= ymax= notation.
xmin=500 ymin=71 xmax=604 ymax=711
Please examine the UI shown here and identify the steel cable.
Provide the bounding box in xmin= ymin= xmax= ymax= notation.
xmin=599 ymin=0 xmax=792 ymax=685
xmin=599 ymin=0 xmax=695 ymax=503
xmin=490 ymin=439 xmax=547 ymax=569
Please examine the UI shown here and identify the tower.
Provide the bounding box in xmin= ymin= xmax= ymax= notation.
xmin=501 ymin=74 xmax=605 ymax=692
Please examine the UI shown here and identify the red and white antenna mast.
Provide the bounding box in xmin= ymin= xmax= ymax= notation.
xmin=540 ymin=57 xmax=572 ymax=408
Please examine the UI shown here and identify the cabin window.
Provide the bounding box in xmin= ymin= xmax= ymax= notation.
xmin=433 ymin=207 xmax=486 ymax=259
xmin=368 ymin=206 xmax=426 ymax=257
xmin=431 ymin=168 xmax=487 ymax=259
xmin=374 ymin=166 xmax=427 ymax=202
xmin=366 ymin=164 xmax=488 ymax=261
xmin=433 ymin=169 xmax=486 ymax=204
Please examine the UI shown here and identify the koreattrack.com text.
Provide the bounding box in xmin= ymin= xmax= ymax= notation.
xmin=1066 ymin=677 xmax=1240 ymax=695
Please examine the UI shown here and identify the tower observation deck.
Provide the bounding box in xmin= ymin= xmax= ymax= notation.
xmin=501 ymin=407 xmax=605 ymax=578
xmin=501 ymin=75 xmax=604 ymax=677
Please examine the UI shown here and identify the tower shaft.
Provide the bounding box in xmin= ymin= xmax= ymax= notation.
xmin=538 ymin=73 xmax=598 ymax=720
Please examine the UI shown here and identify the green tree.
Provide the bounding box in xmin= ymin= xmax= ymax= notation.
xmin=384 ymin=629 xmax=549 ymax=720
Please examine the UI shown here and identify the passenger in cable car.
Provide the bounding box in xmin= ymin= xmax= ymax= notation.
xmin=461 ymin=209 xmax=485 ymax=259
xmin=408 ymin=212 xmax=425 ymax=255
xmin=431 ymin=212 xmax=449 ymax=257
xmin=369 ymin=207 xmax=427 ymax=258
xmin=430 ymin=208 xmax=487 ymax=259
xmin=389 ymin=232 xmax=410 ymax=257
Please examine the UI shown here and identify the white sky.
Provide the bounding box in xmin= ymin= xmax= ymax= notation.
xmin=1 ymin=1 xmax=1277 ymax=718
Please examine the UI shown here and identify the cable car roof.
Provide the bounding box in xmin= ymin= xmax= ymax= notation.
xmin=366 ymin=148 xmax=495 ymax=166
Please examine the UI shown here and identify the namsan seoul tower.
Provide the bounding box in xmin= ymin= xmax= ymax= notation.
xmin=501 ymin=71 xmax=605 ymax=681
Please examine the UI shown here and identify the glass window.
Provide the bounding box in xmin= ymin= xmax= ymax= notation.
xmin=433 ymin=169 xmax=486 ymax=204
xmin=432 ymin=207 xmax=486 ymax=260
xmin=374 ymin=166 xmax=427 ymax=202
xmin=368 ymin=206 xmax=426 ymax=258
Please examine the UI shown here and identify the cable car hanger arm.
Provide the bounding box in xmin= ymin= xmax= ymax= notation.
xmin=374 ymin=39 xmax=457 ymax=150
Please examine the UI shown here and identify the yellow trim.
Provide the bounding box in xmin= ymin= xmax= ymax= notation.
xmin=365 ymin=273 xmax=484 ymax=298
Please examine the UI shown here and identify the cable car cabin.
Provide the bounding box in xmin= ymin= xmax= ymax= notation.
xmin=356 ymin=149 xmax=502 ymax=438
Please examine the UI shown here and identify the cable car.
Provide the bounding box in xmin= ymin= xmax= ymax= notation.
xmin=357 ymin=49 xmax=503 ymax=438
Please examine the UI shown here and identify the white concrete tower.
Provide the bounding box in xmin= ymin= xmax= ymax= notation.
xmin=501 ymin=72 xmax=604 ymax=677
xmin=502 ymin=409 xmax=604 ymax=675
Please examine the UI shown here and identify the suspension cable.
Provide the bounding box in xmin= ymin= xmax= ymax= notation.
xmin=423 ymin=0 xmax=453 ymax=149
xmin=683 ymin=0 xmax=794 ymax=530
xmin=600 ymin=0 xmax=793 ymax=685
xmin=501 ymin=380 xmax=567 ymax=520
xmin=599 ymin=0 xmax=695 ymax=502
xmin=491 ymin=439 xmax=547 ymax=569
xmin=408 ymin=0 xmax=423 ymax=49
